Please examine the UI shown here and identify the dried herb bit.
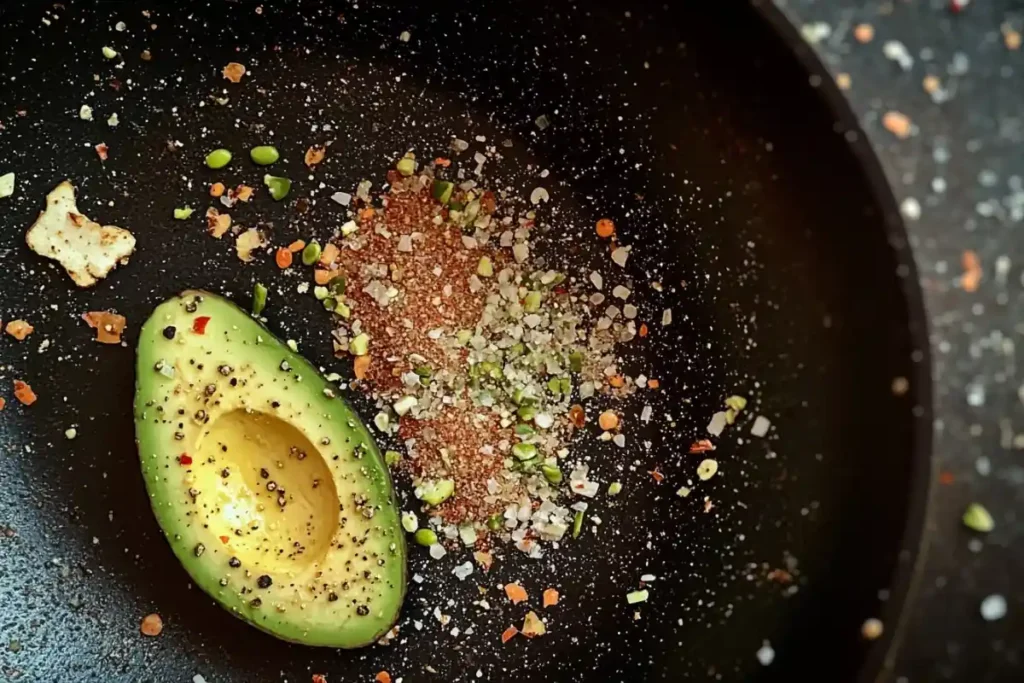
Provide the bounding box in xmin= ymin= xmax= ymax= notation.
xmin=962 ymin=502 xmax=994 ymax=532
xmin=626 ymin=589 xmax=649 ymax=604
xmin=263 ymin=174 xmax=292 ymax=201
xmin=256 ymin=574 xmax=273 ymax=589
xmin=252 ymin=283 xmax=268 ymax=316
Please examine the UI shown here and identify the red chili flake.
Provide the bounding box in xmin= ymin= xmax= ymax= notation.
xmin=192 ymin=316 xmax=211 ymax=334
xmin=178 ymin=454 xmax=193 ymax=466
xmin=688 ymin=439 xmax=716 ymax=454
xmin=312 ymin=676 xmax=327 ymax=683
xmin=219 ymin=535 xmax=229 ymax=544
xmin=648 ymin=469 xmax=664 ymax=483
xmin=95 ymin=143 xmax=109 ymax=161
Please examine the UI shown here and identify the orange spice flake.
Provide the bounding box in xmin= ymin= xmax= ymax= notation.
xmin=504 ymin=582 xmax=528 ymax=604
xmin=209 ymin=182 xmax=225 ymax=198
xmin=140 ymin=613 xmax=163 ymax=637
xmin=13 ymin=380 xmax=36 ymax=406
xmin=542 ymin=588 xmax=560 ymax=607
xmin=375 ymin=672 xmax=391 ymax=683
xmin=275 ymin=247 xmax=293 ymax=269
xmin=882 ymin=111 xmax=912 ymax=140
xmin=501 ymin=625 xmax=519 ymax=643
xmin=82 ymin=311 xmax=127 ymax=344
xmin=962 ymin=250 xmax=982 ymax=292
xmin=853 ymin=23 xmax=874 ymax=43
xmin=0 ymin=397 xmax=6 ymax=411
xmin=596 ymin=218 xmax=616 ymax=238
xmin=222 ymin=62 xmax=246 ymax=83
xmin=305 ymin=146 xmax=326 ymax=167
xmin=5 ymin=320 xmax=33 ymax=340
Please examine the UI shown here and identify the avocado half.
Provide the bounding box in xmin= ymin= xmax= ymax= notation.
xmin=134 ymin=290 xmax=406 ymax=647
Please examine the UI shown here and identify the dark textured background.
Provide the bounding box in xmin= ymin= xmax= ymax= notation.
xmin=776 ymin=0 xmax=1024 ymax=680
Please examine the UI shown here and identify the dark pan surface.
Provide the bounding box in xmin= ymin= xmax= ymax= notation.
xmin=0 ymin=1 xmax=930 ymax=681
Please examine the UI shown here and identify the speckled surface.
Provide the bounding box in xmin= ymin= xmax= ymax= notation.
xmin=777 ymin=0 xmax=1024 ymax=679
xmin=0 ymin=1 xmax=947 ymax=681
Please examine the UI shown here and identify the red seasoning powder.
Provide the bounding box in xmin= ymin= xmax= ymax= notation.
xmin=334 ymin=189 xmax=487 ymax=391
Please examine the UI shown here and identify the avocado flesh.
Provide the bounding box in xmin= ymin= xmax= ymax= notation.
xmin=134 ymin=290 xmax=406 ymax=647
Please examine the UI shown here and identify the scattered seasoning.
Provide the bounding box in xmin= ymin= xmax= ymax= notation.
xmin=13 ymin=380 xmax=36 ymax=406
xmin=962 ymin=502 xmax=994 ymax=532
xmin=95 ymin=143 xmax=109 ymax=160
xmin=205 ymin=148 xmax=232 ymax=169
xmin=598 ymin=410 xmax=619 ymax=431
xmin=961 ymin=250 xmax=982 ymax=292
xmin=375 ymin=673 xmax=391 ymax=683
xmin=542 ymin=588 xmax=559 ymax=607
xmin=697 ymin=459 xmax=718 ymax=481
xmin=205 ymin=207 xmax=231 ymax=238
xmin=222 ymin=62 xmax=246 ymax=83
xmin=521 ymin=611 xmax=546 ymax=638
xmin=861 ymin=618 xmax=884 ymax=640
xmin=275 ymin=247 xmax=293 ymax=269
xmin=210 ymin=182 xmax=225 ymax=198
xmin=192 ymin=316 xmax=211 ymax=335
xmin=504 ymin=583 xmax=528 ymax=604
xmin=140 ymin=613 xmax=163 ymax=637
xmin=0 ymin=172 xmax=14 ymax=199
xmin=980 ymin=594 xmax=1007 ymax=621
xmin=853 ymin=23 xmax=874 ymax=43
xmin=625 ymin=589 xmax=649 ymax=605
xmin=250 ymin=145 xmax=280 ymax=166
xmin=572 ymin=509 xmax=585 ymax=538
xmin=5 ymin=320 xmax=33 ymax=340
xmin=82 ymin=311 xmax=126 ymax=344
xmin=0 ymin=398 xmax=6 ymax=411
xmin=595 ymin=218 xmax=615 ymax=238
xmin=305 ymin=146 xmax=326 ymax=167
xmin=252 ymin=283 xmax=268 ymax=316
xmin=501 ymin=625 xmax=519 ymax=643
xmin=178 ymin=454 xmax=193 ymax=466
xmin=882 ymin=111 xmax=913 ymax=139
xmin=263 ymin=174 xmax=291 ymax=201
xmin=173 ymin=207 xmax=194 ymax=220
xmin=688 ymin=439 xmax=715 ymax=454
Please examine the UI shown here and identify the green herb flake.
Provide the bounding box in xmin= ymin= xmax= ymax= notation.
xmin=251 ymin=283 xmax=268 ymax=316
xmin=572 ymin=509 xmax=584 ymax=538
xmin=173 ymin=207 xmax=194 ymax=220
xmin=626 ymin=589 xmax=649 ymax=605
xmin=962 ymin=502 xmax=994 ymax=533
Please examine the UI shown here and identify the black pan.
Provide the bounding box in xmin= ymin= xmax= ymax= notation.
xmin=0 ymin=1 xmax=931 ymax=681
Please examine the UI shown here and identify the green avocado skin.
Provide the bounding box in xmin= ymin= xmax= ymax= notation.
xmin=134 ymin=290 xmax=407 ymax=647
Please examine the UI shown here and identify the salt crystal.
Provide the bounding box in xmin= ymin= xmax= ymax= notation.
xmin=535 ymin=114 xmax=551 ymax=130
xmin=981 ymin=594 xmax=1007 ymax=621
xmin=707 ymin=411 xmax=728 ymax=436
xmin=330 ymin=191 xmax=352 ymax=206
xmin=590 ymin=271 xmax=604 ymax=290
xmin=193 ymin=676 xmax=207 ymax=683
xmin=530 ymin=187 xmax=550 ymax=205
xmin=611 ymin=246 xmax=630 ymax=267
xmin=397 ymin=235 xmax=413 ymax=252
xmin=641 ymin=574 xmax=656 ymax=582
xmin=429 ymin=543 xmax=447 ymax=560
xmin=623 ymin=304 xmax=638 ymax=319
xmin=751 ymin=415 xmax=771 ymax=437
xmin=399 ymin=30 xmax=411 ymax=42
xmin=883 ymin=40 xmax=914 ymax=71
xmin=453 ymin=561 xmax=474 ymax=580
xmin=756 ymin=641 xmax=775 ymax=666
xmin=612 ymin=285 xmax=631 ymax=300
xmin=661 ymin=308 xmax=673 ymax=326
xmin=513 ymin=242 xmax=529 ymax=263
xmin=613 ymin=433 xmax=626 ymax=447
xmin=640 ymin=405 xmax=653 ymax=422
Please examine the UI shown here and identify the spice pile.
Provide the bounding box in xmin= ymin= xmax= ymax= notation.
xmin=318 ymin=152 xmax=649 ymax=558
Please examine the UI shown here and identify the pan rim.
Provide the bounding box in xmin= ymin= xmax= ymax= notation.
xmin=750 ymin=1 xmax=936 ymax=681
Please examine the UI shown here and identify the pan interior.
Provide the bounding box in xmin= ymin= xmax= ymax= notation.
xmin=0 ymin=1 xmax=928 ymax=681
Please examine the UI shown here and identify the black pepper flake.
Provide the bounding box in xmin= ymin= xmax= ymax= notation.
xmin=257 ymin=575 xmax=273 ymax=589
xmin=218 ymin=365 xmax=233 ymax=376
xmin=356 ymin=605 xmax=369 ymax=616
xmin=174 ymin=432 xmax=185 ymax=441
xmin=266 ymin=481 xmax=277 ymax=492
xmin=328 ymin=592 xmax=339 ymax=602
xmin=271 ymin=401 xmax=281 ymax=409
xmin=185 ymin=301 xmax=198 ymax=313
xmin=194 ymin=543 xmax=205 ymax=557
xmin=229 ymin=557 xmax=241 ymax=568
xmin=204 ymin=384 xmax=217 ymax=396
xmin=162 ymin=326 xmax=176 ymax=339
xmin=249 ymin=598 xmax=262 ymax=608
xmin=279 ymin=360 xmax=291 ymax=371
xmin=260 ymin=468 xmax=269 ymax=479
xmin=221 ymin=468 xmax=230 ymax=478
xmin=277 ymin=495 xmax=287 ymax=507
